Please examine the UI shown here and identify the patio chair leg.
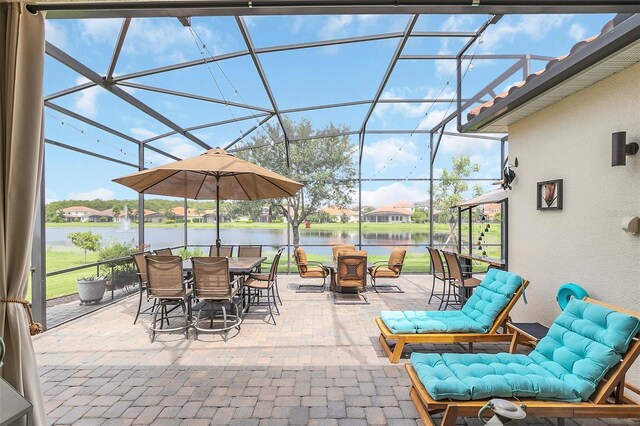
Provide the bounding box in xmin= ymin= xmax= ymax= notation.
xmin=181 ymin=301 xmax=189 ymax=339
xmin=151 ymin=303 xmax=160 ymax=343
xmin=441 ymin=405 xmax=458 ymax=426
xmin=134 ymin=288 xmax=144 ymax=324
xmin=428 ymin=274 xmax=436 ymax=304
xmin=222 ymin=305 xmax=228 ymax=342
xmin=267 ymin=290 xmax=276 ymax=325
xmin=272 ymin=288 xmax=280 ymax=315
xmin=275 ymin=277 xmax=282 ymax=305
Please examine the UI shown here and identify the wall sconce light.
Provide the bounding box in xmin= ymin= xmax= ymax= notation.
xmin=612 ymin=131 xmax=639 ymax=166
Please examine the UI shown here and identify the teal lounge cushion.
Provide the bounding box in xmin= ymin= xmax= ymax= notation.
xmin=381 ymin=268 xmax=523 ymax=334
xmin=411 ymin=299 xmax=640 ymax=402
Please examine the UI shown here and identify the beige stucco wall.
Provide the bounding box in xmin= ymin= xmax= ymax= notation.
xmin=508 ymin=62 xmax=640 ymax=386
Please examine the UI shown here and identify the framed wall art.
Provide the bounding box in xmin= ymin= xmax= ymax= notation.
xmin=537 ymin=179 xmax=563 ymax=210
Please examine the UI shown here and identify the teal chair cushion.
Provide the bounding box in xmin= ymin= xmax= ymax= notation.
xmin=381 ymin=268 xmax=523 ymax=334
xmin=461 ymin=268 xmax=524 ymax=331
xmin=411 ymin=299 xmax=640 ymax=402
xmin=380 ymin=310 xmax=485 ymax=334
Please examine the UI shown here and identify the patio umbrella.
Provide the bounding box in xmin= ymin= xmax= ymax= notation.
xmin=113 ymin=148 xmax=303 ymax=254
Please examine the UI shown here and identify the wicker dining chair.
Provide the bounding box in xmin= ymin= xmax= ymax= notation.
xmin=334 ymin=251 xmax=369 ymax=305
xmin=209 ymin=245 xmax=234 ymax=257
xmin=191 ymin=256 xmax=242 ymax=341
xmin=238 ymin=245 xmax=263 ymax=272
xmin=442 ymin=251 xmax=481 ymax=310
xmin=145 ymin=255 xmax=192 ymax=342
xmin=244 ymin=248 xmax=284 ymax=325
xmin=153 ymin=248 xmax=173 ymax=256
xmin=426 ymin=246 xmax=451 ymax=309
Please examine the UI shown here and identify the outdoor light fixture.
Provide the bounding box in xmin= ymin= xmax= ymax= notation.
xmin=611 ymin=131 xmax=639 ymax=166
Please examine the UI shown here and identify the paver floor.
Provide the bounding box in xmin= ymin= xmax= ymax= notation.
xmin=34 ymin=275 xmax=636 ymax=425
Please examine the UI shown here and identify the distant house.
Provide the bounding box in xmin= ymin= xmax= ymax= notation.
xmin=143 ymin=210 xmax=165 ymax=223
xmin=364 ymin=202 xmax=413 ymax=223
xmin=202 ymin=209 xmax=227 ymax=223
xmin=481 ymin=203 xmax=502 ymax=221
xmin=322 ymin=207 xmax=359 ymax=223
xmin=169 ymin=206 xmax=203 ymax=222
xmin=61 ymin=206 xmax=109 ymax=223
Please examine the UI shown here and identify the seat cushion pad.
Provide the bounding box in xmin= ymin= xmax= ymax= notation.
xmin=380 ymin=310 xmax=486 ymax=334
xmin=411 ymin=352 xmax=580 ymax=401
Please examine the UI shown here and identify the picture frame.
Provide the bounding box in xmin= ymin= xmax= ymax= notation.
xmin=537 ymin=179 xmax=563 ymax=210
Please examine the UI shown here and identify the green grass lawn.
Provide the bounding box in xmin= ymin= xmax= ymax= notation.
xmin=39 ymin=221 xmax=503 ymax=300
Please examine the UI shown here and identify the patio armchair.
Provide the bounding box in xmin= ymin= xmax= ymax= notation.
xmin=376 ymin=268 xmax=528 ymax=363
xmin=190 ymin=256 xmax=242 ymax=341
xmin=209 ymin=244 xmax=234 ymax=257
xmin=405 ymin=298 xmax=640 ymax=426
xmin=293 ymin=246 xmax=330 ymax=293
xmin=244 ymin=248 xmax=284 ymax=325
xmin=442 ymin=251 xmax=482 ymax=310
xmin=334 ymin=251 xmax=369 ymax=305
xmin=145 ymin=255 xmax=192 ymax=342
xmin=132 ymin=251 xmax=153 ymax=325
xmin=153 ymin=248 xmax=173 ymax=256
xmin=332 ymin=244 xmax=356 ymax=262
xmin=368 ymin=247 xmax=406 ymax=293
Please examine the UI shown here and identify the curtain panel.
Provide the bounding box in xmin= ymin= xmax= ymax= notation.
xmin=0 ymin=2 xmax=46 ymax=424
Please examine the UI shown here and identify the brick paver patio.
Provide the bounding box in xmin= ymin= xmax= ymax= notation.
xmin=34 ymin=275 xmax=634 ymax=425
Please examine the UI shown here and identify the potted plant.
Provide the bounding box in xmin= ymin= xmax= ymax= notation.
xmin=76 ymin=276 xmax=108 ymax=305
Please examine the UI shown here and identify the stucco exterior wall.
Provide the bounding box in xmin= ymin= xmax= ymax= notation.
xmin=508 ymin=62 xmax=640 ymax=385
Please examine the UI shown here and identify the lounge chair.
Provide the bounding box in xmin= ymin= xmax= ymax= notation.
xmin=376 ymin=268 xmax=528 ymax=363
xmin=405 ymin=297 xmax=640 ymax=425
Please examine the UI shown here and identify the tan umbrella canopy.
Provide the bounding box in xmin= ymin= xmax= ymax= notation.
xmin=113 ymin=148 xmax=303 ymax=252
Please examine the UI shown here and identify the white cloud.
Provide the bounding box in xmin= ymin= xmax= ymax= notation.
xmin=363 ymin=137 xmax=419 ymax=172
xmin=79 ymin=18 xmax=220 ymax=64
xmin=317 ymin=15 xmax=381 ymax=54
xmin=480 ymin=15 xmax=571 ymax=53
xmin=73 ymin=77 xmax=100 ymax=118
xmin=360 ymin=182 xmax=426 ymax=207
xmin=69 ymin=188 xmax=115 ymax=200
xmin=569 ymin=23 xmax=586 ymax=41
xmin=130 ymin=127 xmax=158 ymax=140
xmin=45 ymin=188 xmax=59 ymax=204
xmin=45 ymin=21 xmax=68 ymax=49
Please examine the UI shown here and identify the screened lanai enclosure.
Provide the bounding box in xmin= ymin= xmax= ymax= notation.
xmin=31 ymin=4 xmax=623 ymax=328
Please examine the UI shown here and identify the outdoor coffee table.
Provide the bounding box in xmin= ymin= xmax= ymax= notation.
xmin=322 ymin=261 xmax=373 ymax=292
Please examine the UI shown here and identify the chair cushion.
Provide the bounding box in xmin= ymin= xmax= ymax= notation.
xmin=369 ymin=266 xmax=398 ymax=278
xmin=301 ymin=267 xmax=328 ymax=278
xmin=411 ymin=352 xmax=580 ymax=401
xmin=388 ymin=248 xmax=406 ymax=273
xmin=410 ymin=299 xmax=640 ymax=402
xmin=380 ymin=310 xmax=486 ymax=334
xmin=333 ymin=244 xmax=356 ymax=260
xmin=528 ymin=298 xmax=640 ymax=401
xmin=294 ymin=247 xmax=308 ymax=273
xmin=380 ymin=269 xmax=523 ymax=334
xmin=460 ymin=269 xmax=523 ymax=331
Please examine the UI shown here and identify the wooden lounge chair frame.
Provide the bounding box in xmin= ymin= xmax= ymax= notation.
xmin=405 ymin=297 xmax=640 ymax=426
xmin=376 ymin=280 xmax=529 ymax=363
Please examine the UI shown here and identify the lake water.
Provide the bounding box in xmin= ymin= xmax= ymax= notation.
xmin=46 ymin=226 xmax=451 ymax=255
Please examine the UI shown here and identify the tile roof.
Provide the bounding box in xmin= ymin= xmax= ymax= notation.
xmin=323 ymin=207 xmax=359 ymax=216
xmin=467 ymin=14 xmax=633 ymax=122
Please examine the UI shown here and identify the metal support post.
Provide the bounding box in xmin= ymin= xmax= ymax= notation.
xmin=183 ymin=198 xmax=188 ymax=249
xmin=138 ymin=143 xmax=145 ymax=249
xmin=429 ymin=132 xmax=434 ymax=250
xmin=358 ymin=132 xmax=363 ymax=250
xmin=31 ymin=159 xmax=47 ymax=330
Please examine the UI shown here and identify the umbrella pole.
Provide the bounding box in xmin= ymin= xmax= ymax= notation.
xmin=216 ymin=175 xmax=221 ymax=256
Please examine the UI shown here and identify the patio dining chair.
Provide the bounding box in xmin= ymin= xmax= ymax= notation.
xmin=368 ymin=247 xmax=406 ymax=293
xmin=145 ymin=255 xmax=192 ymax=342
xmin=426 ymin=246 xmax=451 ymax=308
xmin=238 ymin=245 xmax=263 ymax=272
xmin=209 ymin=245 xmax=234 ymax=257
xmin=334 ymin=251 xmax=369 ymax=305
xmin=442 ymin=251 xmax=482 ymax=310
xmin=191 ymin=256 xmax=242 ymax=341
xmin=132 ymin=251 xmax=153 ymax=325
xmin=153 ymin=248 xmax=173 ymax=256
xmin=332 ymin=244 xmax=355 ymax=262
xmin=244 ymin=248 xmax=284 ymax=324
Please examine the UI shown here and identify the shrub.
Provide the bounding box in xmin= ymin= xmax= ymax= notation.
xmin=245 ymin=219 xmax=254 ymax=223
xmin=177 ymin=247 xmax=204 ymax=260
xmin=67 ymin=231 xmax=102 ymax=263
xmin=272 ymin=219 xmax=283 ymax=224
xmin=97 ymin=239 xmax=138 ymax=286
xmin=165 ymin=219 xmax=176 ymax=224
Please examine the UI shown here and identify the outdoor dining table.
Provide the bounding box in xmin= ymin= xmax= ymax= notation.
xmin=322 ymin=261 xmax=374 ymax=292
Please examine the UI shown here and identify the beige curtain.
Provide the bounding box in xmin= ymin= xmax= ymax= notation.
xmin=0 ymin=2 xmax=46 ymax=425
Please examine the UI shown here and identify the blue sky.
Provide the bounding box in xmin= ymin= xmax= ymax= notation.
xmin=43 ymin=13 xmax=613 ymax=207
